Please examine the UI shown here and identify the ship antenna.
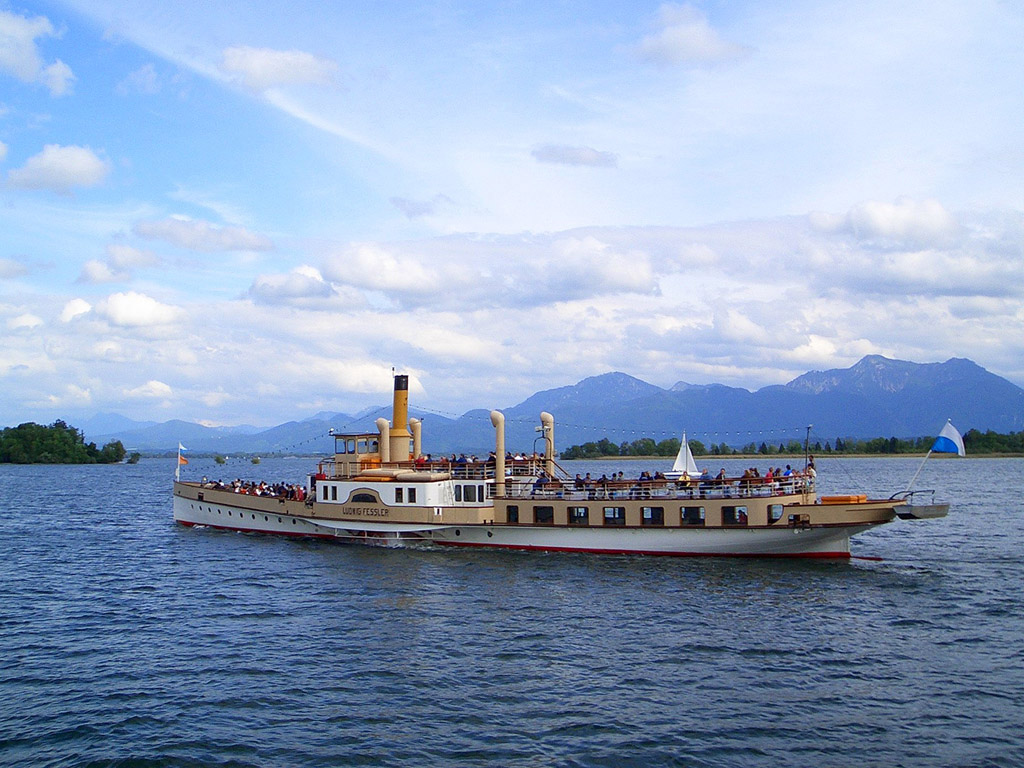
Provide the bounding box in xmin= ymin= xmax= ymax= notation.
xmin=804 ymin=425 xmax=812 ymax=471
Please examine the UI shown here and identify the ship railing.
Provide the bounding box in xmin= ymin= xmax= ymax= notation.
xmin=314 ymin=456 xmax=550 ymax=481
xmin=502 ymin=476 xmax=814 ymax=501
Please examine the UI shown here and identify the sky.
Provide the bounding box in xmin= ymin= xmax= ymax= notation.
xmin=2 ymin=0 xmax=1023 ymax=428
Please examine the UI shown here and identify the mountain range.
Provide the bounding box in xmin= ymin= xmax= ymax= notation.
xmin=80 ymin=355 xmax=1024 ymax=455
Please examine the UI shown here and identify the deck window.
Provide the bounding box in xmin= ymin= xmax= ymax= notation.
xmin=395 ymin=488 xmax=404 ymax=503
xmin=331 ymin=486 xmax=338 ymax=501
xmin=534 ymin=506 xmax=554 ymax=525
xmin=603 ymin=507 xmax=626 ymax=526
xmin=769 ymin=504 xmax=783 ymax=523
xmin=352 ymin=493 xmax=376 ymax=503
xmin=464 ymin=485 xmax=478 ymax=503
xmin=455 ymin=485 xmax=462 ymax=502
xmin=568 ymin=506 xmax=589 ymax=526
xmin=321 ymin=484 xmax=328 ymax=501
xmin=641 ymin=506 xmax=664 ymax=526
xmin=723 ymin=505 xmax=748 ymax=526
xmin=506 ymin=505 xmax=519 ymax=524
xmin=408 ymin=487 xmax=417 ymax=503
xmin=682 ymin=506 xmax=705 ymax=526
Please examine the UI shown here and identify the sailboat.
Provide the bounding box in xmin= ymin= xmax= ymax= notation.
xmin=664 ymin=432 xmax=700 ymax=480
xmin=891 ymin=420 xmax=963 ymax=519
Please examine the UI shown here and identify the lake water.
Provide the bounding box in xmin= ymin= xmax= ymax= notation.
xmin=1 ymin=455 xmax=1022 ymax=767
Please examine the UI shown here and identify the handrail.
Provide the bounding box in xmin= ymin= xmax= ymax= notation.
xmin=502 ymin=477 xmax=814 ymax=502
xmin=313 ymin=456 xmax=816 ymax=502
xmin=889 ymin=488 xmax=937 ymax=503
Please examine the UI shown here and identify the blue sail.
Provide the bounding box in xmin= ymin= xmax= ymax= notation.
xmin=930 ymin=421 xmax=965 ymax=456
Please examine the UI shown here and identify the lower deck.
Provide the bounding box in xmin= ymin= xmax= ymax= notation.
xmin=173 ymin=479 xmax=899 ymax=558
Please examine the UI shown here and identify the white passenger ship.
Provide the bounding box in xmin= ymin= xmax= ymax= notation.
xmin=173 ymin=375 xmax=946 ymax=558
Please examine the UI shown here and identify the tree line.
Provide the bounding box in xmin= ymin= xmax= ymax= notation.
xmin=0 ymin=420 xmax=127 ymax=464
xmin=559 ymin=429 xmax=1024 ymax=460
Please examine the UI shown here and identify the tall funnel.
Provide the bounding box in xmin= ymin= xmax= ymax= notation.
xmin=390 ymin=374 xmax=412 ymax=461
xmin=491 ymin=410 xmax=506 ymax=497
xmin=540 ymin=411 xmax=555 ymax=476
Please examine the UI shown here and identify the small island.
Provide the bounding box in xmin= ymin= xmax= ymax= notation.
xmin=0 ymin=420 xmax=126 ymax=464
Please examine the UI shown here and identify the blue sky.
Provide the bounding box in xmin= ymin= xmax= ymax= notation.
xmin=2 ymin=0 xmax=1023 ymax=427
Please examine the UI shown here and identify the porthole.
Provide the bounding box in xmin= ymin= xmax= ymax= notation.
xmin=264 ymin=516 xmax=268 ymax=521
xmin=487 ymin=530 xmax=493 ymax=538
xmin=228 ymin=511 xmax=232 ymax=516
xmin=455 ymin=529 xmax=461 ymax=536
xmin=277 ymin=517 xmax=282 ymax=523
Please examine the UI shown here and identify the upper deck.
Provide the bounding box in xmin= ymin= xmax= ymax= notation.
xmin=317 ymin=450 xmax=815 ymax=503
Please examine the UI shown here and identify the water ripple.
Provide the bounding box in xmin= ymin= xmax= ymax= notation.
xmin=1 ymin=457 xmax=1023 ymax=767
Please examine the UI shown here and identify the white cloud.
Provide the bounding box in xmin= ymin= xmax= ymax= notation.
xmin=548 ymin=235 xmax=657 ymax=296
xmin=843 ymin=198 xmax=959 ymax=246
xmin=39 ymin=384 xmax=92 ymax=408
xmin=133 ymin=216 xmax=273 ymax=252
xmin=248 ymin=265 xmax=338 ymax=305
xmin=7 ymin=312 xmax=43 ymax=329
xmin=7 ymin=144 xmax=110 ymax=192
xmin=41 ymin=59 xmax=73 ymax=95
xmin=0 ymin=10 xmax=75 ymax=95
xmin=220 ymin=46 xmax=338 ymax=90
xmin=200 ymin=390 xmax=232 ymax=408
xmin=124 ymin=379 xmax=173 ymax=399
xmin=60 ymin=298 xmax=92 ymax=322
xmin=322 ymin=243 xmax=443 ymax=295
xmin=712 ymin=307 xmax=770 ymax=344
xmin=636 ymin=4 xmax=750 ymax=67
xmin=107 ymin=244 xmax=158 ymax=269
xmin=116 ymin=63 xmax=160 ymax=95
xmin=78 ymin=259 xmax=127 ymax=284
xmin=391 ymin=194 xmax=455 ymax=219
xmin=0 ymin=256 xmax=28 ymax=279
xmin=96 ymin=292 xmax=181 ymax=327
xmin=532 ymin=145 xmax=618 ymax=168
xmin=0 ymin=140 xmax=7 ymax=162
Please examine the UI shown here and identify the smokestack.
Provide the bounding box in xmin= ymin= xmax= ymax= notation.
xmin=409 ymin=417 xmax=421 ymax=459
xmin=540 ymin=411 xmax=555 ymax=477
xmin=375 ymin=417 xmax=390 ymax=463
xmin=390 ymin=374 xmax=412 ymax=461
xmin=491 ymin=410 xmax=505 ymax=497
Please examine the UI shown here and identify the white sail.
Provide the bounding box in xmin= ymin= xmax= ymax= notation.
xmin=668 ymin=432 xmax=699 ymax=478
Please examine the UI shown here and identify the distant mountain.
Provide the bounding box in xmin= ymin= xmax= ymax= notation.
xmin=78 ymin=413 xmax=159 ymax=435
xmin=514 ymin=372 xmax=664 ymax=413
xmin=779 ymin=356 xmax=1024 ymax=437
xmin=73 ymin=356 xmax=1024 ymax=455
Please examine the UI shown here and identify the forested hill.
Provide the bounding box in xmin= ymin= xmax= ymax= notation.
xmin=0 ymin=421 xmax=126 ymax=464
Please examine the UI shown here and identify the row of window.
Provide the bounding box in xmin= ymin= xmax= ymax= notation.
xmin=454 ymin=484 xmax=486 ymax=503
xmin=505 ymin=504 xmax=784 ymax=526
xmin=394 ymin=487 xmax=418 ymax=503
xmin=320 ymin=484 xmax=418 ymax=504
xmin=318 ymin=484 xmax=483 ymax=505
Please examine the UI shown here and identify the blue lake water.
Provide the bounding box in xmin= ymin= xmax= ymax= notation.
xmin=1 ymin=455 xmax=1022 ymax=767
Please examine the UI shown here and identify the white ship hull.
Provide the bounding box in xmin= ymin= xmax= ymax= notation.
xmin=173 ymin=492 xmax=876 ymax=557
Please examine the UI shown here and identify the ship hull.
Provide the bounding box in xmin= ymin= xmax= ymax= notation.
xmin=173 ymin=492 xmax=875 ymax=558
